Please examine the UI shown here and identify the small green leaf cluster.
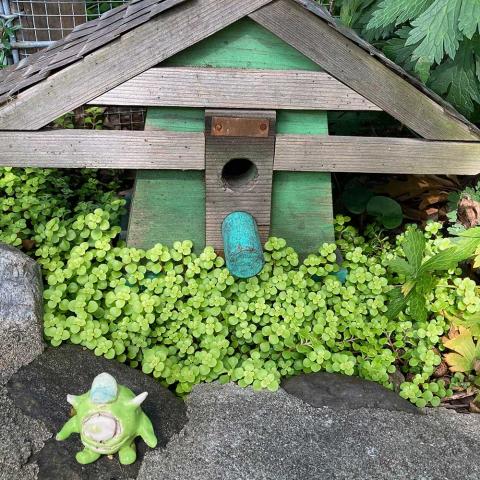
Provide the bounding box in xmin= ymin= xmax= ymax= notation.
xmin=399 ymin=379 xmax=451 ymax=408
xmin=386 ymin=226 xmax=480 ymax=322
xmin=0 ymin=167 xmax=123 ymax=249
xmin=0 ymin=17 xmax=20 ymax=67
xmin=341 ymin=180 xmax=403 ymax=229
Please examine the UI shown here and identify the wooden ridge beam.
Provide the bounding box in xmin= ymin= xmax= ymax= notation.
xmin=274 ymin=135 xmax=480 ymax=175
xmin=0 ymin=130 xmax=205 ymax=169
xmin=1 ymin=130 xmax=479 ymax=175
xmin=250 ymin=0 xmax=480 ymax=141
xmin=90 ymin=67 xmax=380 ymax=111
xmin=0 ymin=0 xmax=274 ymax=130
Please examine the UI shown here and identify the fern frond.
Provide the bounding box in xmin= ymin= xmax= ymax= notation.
xmin=367 ymin=0 xmax=432 ymax=30
xmin=406 ymin=0 xmax=463 ymax=65
xmin=429 ymin=40 xmax=480 ymax=115
xmin=458 ymin=0 xmax=480 ymax=39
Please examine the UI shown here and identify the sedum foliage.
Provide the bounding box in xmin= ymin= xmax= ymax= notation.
xmin=2 ymin=167 xmax=480 ymax=408
xmin=329 ymin=0 xmax=480 ymax=117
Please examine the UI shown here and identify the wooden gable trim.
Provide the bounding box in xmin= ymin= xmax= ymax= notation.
xmin=2 ymin=130 xmax=479 ymax=175
xmin=249 ymin=0 xmax=480 ymax=141
xmin=89 ymin=67 xmax=381 ymax=111
xmin=0 ymin=0 xmax=274 ymax=131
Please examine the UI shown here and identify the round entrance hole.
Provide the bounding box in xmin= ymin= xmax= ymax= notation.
xmin=221 ymin=158 xmax=258 ymax=191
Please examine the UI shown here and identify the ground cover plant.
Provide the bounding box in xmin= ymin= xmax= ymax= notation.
xmin=1 ymin=167 xmax=480 ymax=410
xmin=322 ymin=0 xmax=480 ymax=119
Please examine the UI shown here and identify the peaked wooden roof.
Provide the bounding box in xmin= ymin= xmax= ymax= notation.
xmin=0 ymin=0 xmax=479 ymax=142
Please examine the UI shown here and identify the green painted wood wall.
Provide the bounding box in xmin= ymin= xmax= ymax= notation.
xmin=273 ymin=111 xmax=333 ymax=253
xmin=127 ymin=108 xmax=205 ymax=252
xmin=128 ymin=18 xmax=333 ymax=256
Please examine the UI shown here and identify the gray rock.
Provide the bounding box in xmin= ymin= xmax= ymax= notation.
xmin=0 ymin=243 xmax=44 ymax=385
xmin=0 ymin=387 xmax=50 ymax=480
xmin=281 ymin=372 xmax=418 ymax=413
xmin=139 ymin=382 xmax=480 ymax=480
xmin=7 ymin=344 xmax=187 ymax=480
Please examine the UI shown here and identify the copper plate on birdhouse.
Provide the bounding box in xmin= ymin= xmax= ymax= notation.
xmin=211 ymin=117 xmax=270 ymax=137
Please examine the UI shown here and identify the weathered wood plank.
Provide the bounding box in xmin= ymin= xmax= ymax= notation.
xmin=2 ymin=130 xmax=480 ymax=174
xmin=274 ymin=135 xmax=480 ymax=175
xmin=126 ymin=107 xmax=206 ymax=252
xmin=0 ymin=0 xmax=274 ymax=130
xmin=272 ymin=171 xmax=334 ymax=253
xmin=3 ymin=130 xmax=480 ymax=174
xmin=0 ymin=130 xmax=205 ymax=169
xmin=250 ymin=0 xmax=480 ymax=141
xmin=91 ymin=67 xmax=380 ymax=111
xmin=127 ymin=170 xmax=206 ymax=251
xmin=205 ymin=109 xmax=276 ymax=250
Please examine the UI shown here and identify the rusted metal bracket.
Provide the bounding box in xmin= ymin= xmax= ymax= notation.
xmin=210 ymin=116 xmax=270 ymax=138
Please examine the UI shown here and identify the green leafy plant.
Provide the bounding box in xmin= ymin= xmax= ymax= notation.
xmin=335 ymin=0 xmax=377 ymax=28
xmin=53 ymin=107 xmax=106 ymax=130
xmin=387 ymin=229 xmax=480 ymax=322
xmin=0 ymin=17 xmax=20 ymax=67
xmin=33 ymin=209 xmax=470 ymax=405
xmin=53 ymin=111 xmax=75 ymax=129
xmin=322 ymin=0 xmax=480 ymax=117
xmin=342 ymin=183 xmax=403 ymax=229
xmin=456 ymin=226 xmax=480 ymax=270
xmin=445 ymin=310 xmax=480 ymax=337
xmin=83 ymin=106 xmax=105 ymax=130
xmin=366 ymin=196 xmax=403 ymax=229
xmin=3 ymin=168 xmax=480 ymax=408
xmin=370 ymin=0 xmax=480 ymax=116
xmin=86 ymin=1 xmax=120 ymax=20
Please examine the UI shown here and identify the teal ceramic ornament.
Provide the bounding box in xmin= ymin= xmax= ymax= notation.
xmin=222 ymin=211 xmax=265 ymax=278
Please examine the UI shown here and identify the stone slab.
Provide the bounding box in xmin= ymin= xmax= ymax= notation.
xmin=0 ymin=387 xmax=50 ymax=480
xmin=6 ymin=345 xmax=187 ymax=480
xmin=281 ymin=372 xmax=418 ymax=413
xmin=0 ymin=243 xmax=44 ymax=385
xmin=139 ymin=383 xmax=480 ymax=480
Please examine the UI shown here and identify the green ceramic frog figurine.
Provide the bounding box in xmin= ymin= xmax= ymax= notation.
xmin=56 ymin=372 xmax=157 ymax=465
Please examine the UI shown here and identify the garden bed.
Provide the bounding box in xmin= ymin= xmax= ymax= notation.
xmin=1 ymin=167 xmax=480 ymax=411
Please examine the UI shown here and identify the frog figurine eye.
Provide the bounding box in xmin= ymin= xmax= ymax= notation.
xmin=56 ymin=372 xmax=157 ymax=465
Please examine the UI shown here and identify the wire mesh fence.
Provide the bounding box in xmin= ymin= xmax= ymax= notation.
xmin=4 ymin=0 xmax=146 ymax=130
xmin=8 ymin=0 xmax=126 ymax=58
